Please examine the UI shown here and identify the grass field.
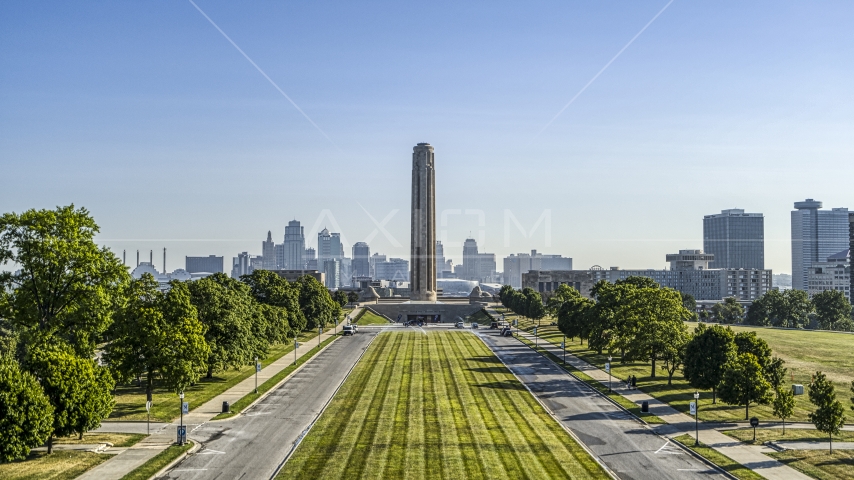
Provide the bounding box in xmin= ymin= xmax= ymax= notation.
xmin=119 ymin=442 xmax=194 ymax=480
xmin=768 ymin=449 xmax=854 ymax=480
xmin=671 ymin=434 xmax=763 ymax=480
xmin=724 ymin=428 xmax=854 ymax=444
xmin=354 ymin=309 xmax=392 ymax=325
xmin=278 ymin=330 xmax=607 ymax=480
xmin=111 ymin=329 xmax=323 ymax=422
xmin=498 ymin=308 xmax=854 ymax=424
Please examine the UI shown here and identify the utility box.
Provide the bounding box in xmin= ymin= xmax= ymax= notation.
xmin=222 ymin=401 xmax=230 ymax=413
xmin=792 ymin=384 xmax=804 ymax=395
xmin=641 ymin=401 xmax=649 ymax=413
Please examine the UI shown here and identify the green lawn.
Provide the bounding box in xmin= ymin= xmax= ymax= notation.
xmin=111 ymin=330 xmax=323 ymax=422
xmin=671 ymin=434 xmax=763 ymax=480
xmin=724 ymin=428 xmax=854 ymax=445
xmin=354 ymin=309 xmax=392 ymax=325
xmin=278 ymin=330 xmax=607 ymax=479
xmin=119 ymin=442 xmax=194 ymax=480
xmin=497 ymin=308 xmax=854 ymax=424
xmin=768 ymin=449 xmax=854 ymax=480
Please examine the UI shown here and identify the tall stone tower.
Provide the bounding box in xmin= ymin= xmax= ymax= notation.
xmin=410 ymin=143 xmax=437 ymax=301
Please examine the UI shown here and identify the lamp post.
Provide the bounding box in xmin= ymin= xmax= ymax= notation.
xmin=294 ymin=337 xmax=299 ymax=365
xmin=607 ymin=356 xmax=612 ymax=393
xmin=179 ymin=391 xmax=185 ymax=446
xmin=254 ymin=356 xmax=259 ymax=394
xmin=534 ymin=327 xmax=538 ymax=350
xmin=318 ymin=325 xmax=323 ymax=348
xmin=562 ymin=335 xmax=566 ymax=365
xmin=694 ymin=391 xmax=700 ymax=446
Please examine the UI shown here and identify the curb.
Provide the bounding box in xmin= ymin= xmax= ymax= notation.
xmin=150 ymin=441 xmax=201 ymax=480
xmin=475 ymin=332 xmax=620 ymax=480
xmin=666 ymin=437 xmax=740 ymax=480
xmin=213 ymin=334 xmax=341 ymax=421
xmin=269 ymin=331 xmax=380 ymax=479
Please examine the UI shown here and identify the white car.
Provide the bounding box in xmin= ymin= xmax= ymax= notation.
xmin=455 ymin=321 xmax=465 ymax=328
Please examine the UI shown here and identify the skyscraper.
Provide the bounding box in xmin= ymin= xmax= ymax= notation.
xmin=352 ymin=242 xmax=370 ymax=278
xmin=791 ymin=199 xmax=850 ymax=291
xmin=284 ymin=220 xmax=305 ymax=270
xmin=462 ymin=238 xmax=479 ymax=281
xmin=262 ymin=231 xmax=276 ymax=270
xmin=410 ymin=143 xmax=437 ymax=301
xmin=849 ymin=213 xmax=854 ymax=298
xmin=317 ymin=228 xmax=342 ymax=268
xmin=435 ymin=241 xmax=445 ymax=278
xmin=703 ymin=209 xmax=764 ymax=270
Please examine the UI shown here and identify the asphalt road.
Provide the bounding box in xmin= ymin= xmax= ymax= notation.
xmin=162 ymin=331 xmax=377 ymax=480
xmin=477 ymin=332 xmax=725 ymax=480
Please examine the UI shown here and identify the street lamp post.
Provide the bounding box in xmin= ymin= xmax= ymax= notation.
xmin=294 ymin=337 xmax=299 ymax=365
xmin=562 ymin=335 xmax=566 ymax=365
xmin=318 ymin=325 xmax=323 ymax=348
xmin=179 ymin=391 xmax=185 ymax=446
xmin=694 ymin=391 xmax=700 ymax=446
xmin=254 ymin=356 xmax=259 ymax=394
xmin=534 ymin=327 xmax=538 ymax=350
xmin=607 ymin=356 xmax=612 ymax=393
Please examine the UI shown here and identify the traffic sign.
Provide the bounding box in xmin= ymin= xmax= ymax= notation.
xmin=750 ymin=417 xmax=759 ymax=428
xmin=182 ymin=402 xmax=189 ymax=414
xmin=256 ymin=363 xmax=261 ymax=372
xmin=689 ymin=401 xmax=696 ymax=415
xmin=604 ymin=362 xmax=610 ymax=373
xmin=560 ymin=341 xmax=565 ymax=349
xmin=295 ymin=341 xmax=300 ymax=348
xmin=177 ymin=425 xmax=186 ymax=444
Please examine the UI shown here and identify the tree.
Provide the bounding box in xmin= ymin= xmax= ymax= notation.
xmin=524 ymin=289 xmax=546 ymax=326
xmin=347 ymin=291 xmax=359 ymax=305
xmin=681 ymin=292 xmax=698 ymax=321
xmin=734 ymin=331 xmax=772 ymax=370
xmin=586 ymin=281 xmax=623 ymax=355
xmin=241 ymin=269 xmax=305 ymax=333
xmin=711 ymin=297 xmax=744 ymax=324
xmin=0 ymin=205 xmax=128 ymax=358
xmin=26 ymin=342 xmax=115 ymax=452
xmin=765 ymin=357 xmax=788 ymax=391
xmin=772 ymin=388 xmax=795 ymax=435
xmin=188 ymin=274 xmax=261 ymax=378
xmin=547 ymin=284 xmax=578 ymax=317
xmin=808 ymin=371 xmax=846 ymax=452
xmin=498 ymin=285 xmax=514 ymax=309
xmin=779 ymin=290 xmax=813 ymax=328
xmin=718 ymin=353 xmax=773 ymax=420
xmin=0 ymin=357 xmax=53 ymax=462
xmin=556 ymin=288 xmax=593 ymax=343
xmin=744 ymin=289 xmax=784 ymax=326
xmin=683 ymin=324 xmax=736 ymax=403
xmin=619 ymin=286 xmax=690 ymax=378
xmin=331 ymin=290 xmax=349 ymax=308
xmin=105 ymin=274 xmax=209 ymax=397
xmin=812 ymin=290 xmax=852 ymax=331
xmin=295 ymin=275 xmax=337 ymax=330
xmin=661 ymin=329 xmax=688 ymax=385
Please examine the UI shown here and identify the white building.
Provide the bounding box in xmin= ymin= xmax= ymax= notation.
xmin=807 ymin=249 xmax=850 ymax=301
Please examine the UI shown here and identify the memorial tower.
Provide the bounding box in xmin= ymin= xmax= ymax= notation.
xmin=410 ymin=143 xmax=437 ymax=301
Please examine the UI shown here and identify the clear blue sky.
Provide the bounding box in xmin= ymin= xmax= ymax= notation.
xmin=2 ymin=1 xmax=852 ymax=274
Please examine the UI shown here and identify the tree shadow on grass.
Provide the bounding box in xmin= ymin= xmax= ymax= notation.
xmin=473 ymin=381 xmax=528 ymax=392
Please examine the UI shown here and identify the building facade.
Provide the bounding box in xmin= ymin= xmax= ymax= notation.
xmin=284 ymin=220 xmax=305 ymax=270
xmin=185 ymin=255 xmax=224 ymax=274
xmin=262 ymin=231 xmax=276 ymax=270
xmin=807 ymin=249 xmax=851 ymax=301
xmin=410 ymin=143 xmax=437 ymax=301
xmin=503 ymin=250 xmax=573 ymax=288
xmin=791 ymin=200 xmax=849 ymax=291
xmin=352 ymin=242 xmax=371 ymax=278
xmin=703 ymin=209 xmax=764 ymax=269
xmin=375 ymin=258 xmax=410 ymax=282
xmin=436 ymin=241 xmax=445 ymax=278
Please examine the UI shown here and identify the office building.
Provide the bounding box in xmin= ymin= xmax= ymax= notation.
xmin=317 ymin=228 xmax=343 ymax=269
xmin=503 ymin=250 xmax=573 ymax=288
xmin=375 ymin=258 xmax=410 ymax=282
xmin=807 ymin=249 xmax=850 ymax=301
xmin=275 ymin=243 xmax=285 ymax=270
xmin=703 ymin=209 xmax=764 ymax=269
xmin=791 ymin=199 xmax=849 ymax=291
xmin=262 ymin=231 xmax=276 ymax=270
xmin=231 ymin=252 xmax=252 ymax=278
xmin=323 ymin=259 xmax=341 ymax=289
xmin=436 ymin=241 xmax=445 ymax=278
xmin=370 ymin=253 xmax=386 ymax=279
xmin=352 ymin=242 xmax=371 ymax=278
xmin=523 ymin=249 xmax=771 ymax=301
xmin=284 ymin=220 xmax=305 ymax=270
xmin=185 ymin=255 xmax=224 ymax=274
xmin=461 ymin=238 xmax=497 ymax=282
xmin=410 ymin=142 xmax=437 ymax=301
xmin=850 ymin=213 xmax=854 ymax=299
xmin=304 ymin=247 xmax=318 ymax=270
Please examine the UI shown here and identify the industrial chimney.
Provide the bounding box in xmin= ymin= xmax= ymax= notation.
xmin=136 ymin=250 xmax=140 ymax=267
xmin=163 ymin=248 xmax=167 ymax=274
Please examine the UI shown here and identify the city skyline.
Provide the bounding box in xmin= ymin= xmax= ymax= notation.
xmin=3 ymin=1 xmax=853 ymax=274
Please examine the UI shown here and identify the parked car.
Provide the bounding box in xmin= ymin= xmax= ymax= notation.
xmin=455 ymin=321 xmax=465 ymax=328
xmin=342 ymin=325 xmax=355 ymax=336
xmin=471 ymin=323 xmax=479 ymax=329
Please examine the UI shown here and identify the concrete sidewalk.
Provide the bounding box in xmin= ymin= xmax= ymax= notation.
xmin=80 ymin=326 xmax=345 ymax=480
xmin=510 ymin=325 xmax=812 ymax=480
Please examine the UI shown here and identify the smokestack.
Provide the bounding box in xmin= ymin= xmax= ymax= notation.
xmin=163 ymin=248 xmax=167 ymax=274
xmin=123 ymin=250 xmax=126 ymax=266
xmin=136 ymin=250 xmax=139 ymax=267
xmin=150 ymin=250 xmax=153 ymax=265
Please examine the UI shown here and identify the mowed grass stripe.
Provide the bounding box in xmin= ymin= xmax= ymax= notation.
xmin=427 ymin=334 xmax=467 ymax=479
xmin=278 ymin=331 xmax=607 ymax=480
xmin=463 ymin=336 xmax=573 ymax=476
xmin=437 ymin=334 xmax=497 ymax=479
xmin=282 ymin=333 xmax=392 ymax=478
xmin=383 ymin=332 xmax=414 ymax=479
xmin=403 ymin=334 xmax=427 ymax=479
xmin=323 ymin=333 xmax=404 ymax=478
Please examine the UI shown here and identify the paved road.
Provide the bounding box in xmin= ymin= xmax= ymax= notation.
xmin=477 ymin=332 xmax=725 ymax=480
xmin=161 ymin=331 xmax=377 ymax=480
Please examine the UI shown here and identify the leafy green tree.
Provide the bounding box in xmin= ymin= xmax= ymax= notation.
xmin=586 ymin=281 xmax=623 ymax=355
xmin=812 ymin=290 xmax=852 ymax=330
xmin=808 ymin=371 xmax=846 ymax=452
xmin=619 ymin=286 xmax=690 ymax=378
xmin=347 ymin=291 xmax=359 ymax=304
xmin=772 ymin=388 xmax=795 ymax=435
xmin=681 ymin=292 xmax=698 ymax=321
xmin=241 ymin=270 xmax=305 ymax=333
xmin=779 ymin=290 xmax=813 ymax=328
xmin=683 ymin=324 xmax=736 ymax=403
xmin=764 ymin=356 xmax=787 ymax=391
xmin=26 ymin=342 xmax=115 ymax=452
xmin=0 ymin=205 xmax=128 ymax=358
xmin=188 ymin=274 xmax=262 ymax=378
xmin=711 ymin=297 xmax=744 ymax=324
xmin=256 ymin=303 xmax=292 ymax=345
xmin=734 ymin=331 xmax=772 ymax=370
xmin=718 ymin=353 xmax=774 ymax=420
xmin=556 ymin=287 xmax=593 ymax=343
xmin=331 ymin=290 xmax=349 ymax=308
xmin=498 ymin=285 xmax=514 ymax=309
xmin=745 ymin=289 xmax=785 ymax=326
xmin=0 ymin=357 xmax=53 ymax=462
xmin=547 ymin=284 xmax=578 ymax=317
xmin=295 ymin=275 xmax=337 ymax=330
xmin=105 ymin=275 xmax=209 ymax=396
xmin=524 ymin=289 xmax=546 ymax=326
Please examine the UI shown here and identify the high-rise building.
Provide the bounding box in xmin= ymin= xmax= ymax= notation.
xmin=317 ymin=228 xmax=342 ymax=268
xmin=375 ymin=258 xmax=410 ymax=281
xmin=436 ymin=241 xmax=445 ymax=277
xmin=503 ymin=250 xmax=573 ymax=288
xmin=262 ymin=231 xmax=276 ymax=270
xmin=703 ymin=209 xmax=764 ymax=269
xmin=185 ymin=255 xmax=224 ymax=274
xmin=791 ymin=199 xmax=849 ymax=291
xmin=274 ymin=243 xmax=285 ymax=269
xmin=461 ymin=238 xmax=497 ymax=282
xmin=807 ymin=249 xmax=850 ymax=302
xmin=410 ymin=143 xmax=437 ymax=301
xmin=284 ymin=220 xmax=305 ymax=270
xmin=352 ymin=242 xmax=371 ymax=278
xmin=322 ymin=259 xmax=341 ymax=289
xmin=304 ymin=247 xmax=317 ymax=270
xmin=231 ymin=252 xmax=252 ymax=278
xmin=369 ymin=253 xmax=386 ymax=279
xmin=850 ymin=213 xmax=854 ymax=298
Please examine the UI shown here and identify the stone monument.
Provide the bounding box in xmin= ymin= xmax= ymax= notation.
xmin=410 ymin=143 xmax=437 ymax=301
